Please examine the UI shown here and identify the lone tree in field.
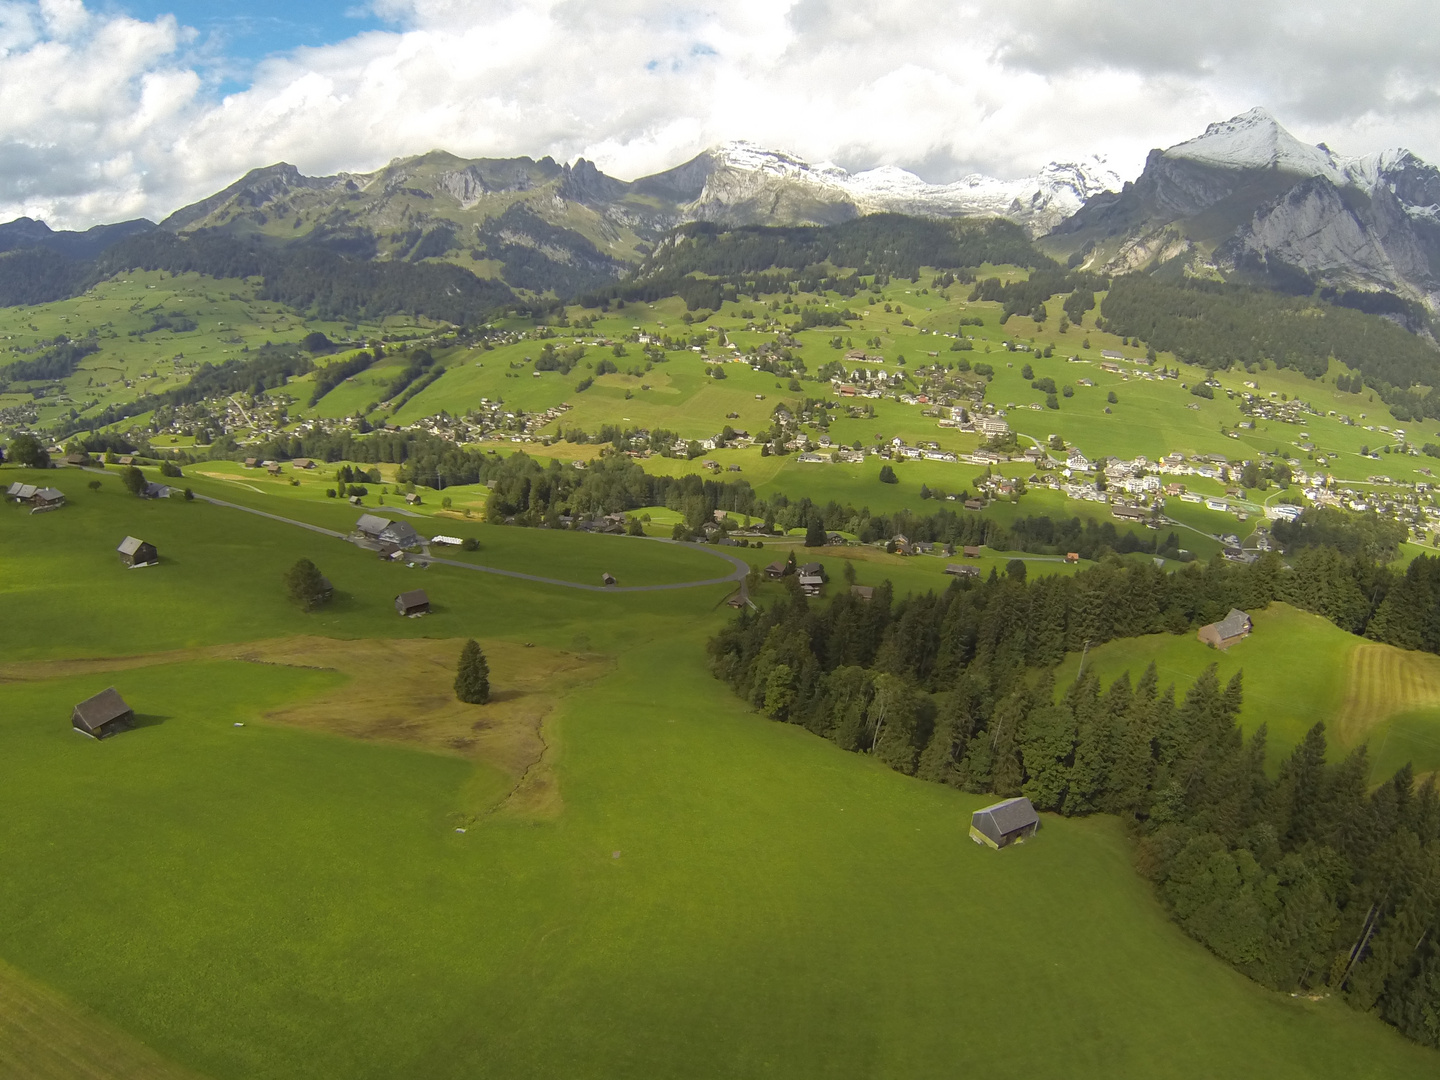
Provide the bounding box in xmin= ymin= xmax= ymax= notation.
xmin=455 ymin=639 xmax=490 ymax=704
xmin=283 ymin=558 xmax=331 ymax=610
xmin=121 ymin=464 xmax=147 ymax=496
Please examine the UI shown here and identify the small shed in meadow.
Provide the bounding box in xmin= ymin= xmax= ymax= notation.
xmin=963 ymin=545 xmax=982 ymax=558
xmin=970 ymin=797 xmax=1039 ymax=849
xmin=395 ymin=589 xmax=430 ymax=616
xmin=850 ymin=585 xmax=875 ymax=601
xmin=601 ymin=572 xmax=617 ymax=586
xmin=72 ymin=687 xmax=134 ymax=739
xmin=117 ymin=536 xmax=158 ymax=567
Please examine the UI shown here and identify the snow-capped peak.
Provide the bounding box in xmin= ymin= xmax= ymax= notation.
xmin=1166 ymin=107 xmax=1348 ymax=177
xmin=695 ymin=142 xmax=1123 ymax=233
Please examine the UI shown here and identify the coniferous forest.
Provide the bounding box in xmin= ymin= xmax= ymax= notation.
xmin=709 ymin=562 xmax=1440 ymax=1047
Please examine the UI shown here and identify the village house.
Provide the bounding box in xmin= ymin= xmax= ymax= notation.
xmin=1198 ymin=609 xmax=1252 ymax=650
xmin=970 ymin=797 xmax=1040 ymax=849
xmin=72 ymin=687 xmax=134 ymax=739
xmin=850 ymin=585 xmax=875 ymax=601
xmin=944 ymin=563 xmax=981 ymax=578
xmin=29 ymin=487 xmax=65 ymax=511
xmin=764 ymin=561 xmax=787 ymax=580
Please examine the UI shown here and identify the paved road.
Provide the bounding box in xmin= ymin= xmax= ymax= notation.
xmin=196 ymin=493 xmax=750 ymax=593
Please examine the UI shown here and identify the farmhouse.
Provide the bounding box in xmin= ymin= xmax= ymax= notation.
xmin=72 ymin=687 xmax=134 ymax=739
xmin=850 ymin=585 xmax=875 ymax=600
xmin=30 ymin=487 xmax=65 ymax=510
xmin=963 ymin=545 xmax=981 ymax=558
xmin=944 ymin=563 xmax=981 ymax=578
xmin=117 ymin=536 xmax=158 ymax=567
xmin=1198 ymin=608 xmax=1252 ymax=650
xmin=394 ymin=589 xmax=430 ymax=617
xmin=379 ymin=520 xmax=422 ymax=549
xmin=764 ymin=561 xmax=787 ymax=579
xmin=291 ymin=458 xmax=316 ymax=470
xmin=798 ymin=572 xmax=824 ymax=596
xmin=970 ymin=796 xmax=1039 ymax=849
xmin=6 ymin=482 xmax=38 ymax=502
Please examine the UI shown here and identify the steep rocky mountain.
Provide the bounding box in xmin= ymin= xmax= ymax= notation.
xmin=148 ymin=142 xmax=1121 ymax=296
xmin=636 ymin=142 xmax=1121 ymax=235
xmin=1048 ymin=108 xmax=1440 ymax=311
xmin=0 ymin=216 xmax=155 ymax=260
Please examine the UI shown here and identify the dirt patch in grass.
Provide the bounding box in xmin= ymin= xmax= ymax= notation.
xmin=0 ymin=637 xmax=609 ymax=820
xmin=0 ymin=957 xmax=207 ymax=1080
xmin=1338 ymin=643 xmax=1440 ymax=746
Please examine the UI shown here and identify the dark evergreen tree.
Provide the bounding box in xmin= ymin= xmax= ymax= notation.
xmin=455 ymin=639 xmax=491 ymax=704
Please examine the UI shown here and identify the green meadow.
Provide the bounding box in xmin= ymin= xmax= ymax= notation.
xmin=3 ymin=463 xmax=1440 ymax=1077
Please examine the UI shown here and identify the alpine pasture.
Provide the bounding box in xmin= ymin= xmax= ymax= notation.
xmin=1 ymin=462 xmax=1437 ymax=1079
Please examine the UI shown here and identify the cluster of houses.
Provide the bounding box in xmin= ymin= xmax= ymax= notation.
xmin=5 ymin=482 xmax=65 ymax=512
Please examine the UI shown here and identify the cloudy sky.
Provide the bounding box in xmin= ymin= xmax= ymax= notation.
xmin=6 ymin=0 xmax=1440 ymax=228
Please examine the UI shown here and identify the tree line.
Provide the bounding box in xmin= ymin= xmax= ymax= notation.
xmin=707 ymin=562 xmax=1440 ymax=1047
xmin=1099 ymin=277 xmax=1440 ymax=419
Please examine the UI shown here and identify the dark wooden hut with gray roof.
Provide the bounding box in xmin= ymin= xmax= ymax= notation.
xmin=395 ymin=589 xmax=430 ymax=616
xmin=72 ymin=687 xmax=134 ymax=739
xmin=117 ymin=536 xmax=158 ymax=567
xmin=970 ymin=797 xmax=1039 ymax=849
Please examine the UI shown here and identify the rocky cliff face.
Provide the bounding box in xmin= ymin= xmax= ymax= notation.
xmin=637 ymin=142 xmax=1120 ymax=234
xmin=1049 ymin=108 xmax=1440 ymax=310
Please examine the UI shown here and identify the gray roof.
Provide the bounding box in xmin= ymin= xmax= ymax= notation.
xmin=396 ymin=589 xmax=429 ymax=607
xmin=356 ymin=513 xmax=391 ymax=536
xmin=117 ymin=536 xmax=151 ymax=556
xmin=798 ymin=573 xmax=824 ymax=586
xmin=33 ymin=487 xmax=64 ymax=501
xmin=378 ymin=520 xmax=421 ymax=546
xmin=7 ymin=483 xmax=37 ymax=499
xmin=973 ymin=797 xmax=1039 ymax=835
xmin=73 ymin=687 xmax=132 ymax=731
xmin=800 ymin=562 xmax=823 ymax=574
xmin=1214 ymin=608 xmax=1251 ymax=640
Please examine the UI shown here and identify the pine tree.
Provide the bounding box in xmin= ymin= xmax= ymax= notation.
xmin=454 ymin=639 xmax=490 ymax=704
xmin=804 ymin=519 xmax=827 ymax=547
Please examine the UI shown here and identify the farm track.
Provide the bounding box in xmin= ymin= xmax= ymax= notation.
xmin=0 ymin=958 xmax=205 ymax=1080
xmin=194 ymin=494 xmax=750 ymax=593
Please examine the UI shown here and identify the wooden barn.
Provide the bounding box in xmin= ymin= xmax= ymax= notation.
xmin=601 ymin=572 xmax=617 ymax=586
xmin=30 ymin=487 xmax=65 ymax=510
xmin=72 ymin=687 xmax=134 ymax=739
xmin=117 ymin=536 xmax=158 ymax=567
xmin=395 ymin=589 xmax=430 ymax=616
xmin=1198 ymin=608 xmax=1252 ymax=650
xmin=970 ymin=797 xmax=1039 ymax=849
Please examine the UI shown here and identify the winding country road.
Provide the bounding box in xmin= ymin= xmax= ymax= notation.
xmin=195 ymin=493 xmax=751 ymax=593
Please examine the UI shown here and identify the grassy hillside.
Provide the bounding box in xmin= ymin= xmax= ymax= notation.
xmin=1 ymin=463 xmax=1440 ymax=1077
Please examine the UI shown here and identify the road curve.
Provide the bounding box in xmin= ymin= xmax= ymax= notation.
xmin=196 ymin=494 xmax=750 ymax=593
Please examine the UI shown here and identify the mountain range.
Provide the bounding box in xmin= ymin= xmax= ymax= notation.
xmin=6 ymin=108 xmax=1440 ymax=313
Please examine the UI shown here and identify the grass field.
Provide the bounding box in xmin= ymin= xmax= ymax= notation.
xmin=1055 ymin=603 xmax=1440 ymax=779
xmin=1 ymin=462 xmax=1440 ymax=1078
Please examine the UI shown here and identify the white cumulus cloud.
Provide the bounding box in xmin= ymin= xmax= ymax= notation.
xmin=3 ymin=0 xmax=1440 ymax=228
